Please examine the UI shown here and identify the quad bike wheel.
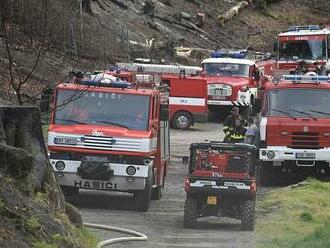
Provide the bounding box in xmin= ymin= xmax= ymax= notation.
xmin=241 ymin=200 xmax=255 ymax=231
xmin=183 ymin=196 xmax=199 ymax=228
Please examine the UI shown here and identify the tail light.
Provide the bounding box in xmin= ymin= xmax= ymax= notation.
xmin=184 ymin=177 xmax=190 ymax=192
xmin=250 ymin=180 xmax=257 ymax=192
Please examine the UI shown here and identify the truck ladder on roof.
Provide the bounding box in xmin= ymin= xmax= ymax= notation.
xmin=116 ymin=63 xmax=203 ymax=76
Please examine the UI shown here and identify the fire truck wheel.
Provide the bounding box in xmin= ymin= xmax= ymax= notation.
xmin=133 ymin=171 xmax=153 ymax=212
xmin=183 ymin=196 xmax=199 ymax=228
xmin=240 ymin=200 xmax=255 ymax=231
xmin=61 ymin=186 xmax=79 ymax=197
xmin=259 ymin=162 xmax=274 ymax=186
xmin=172 ymin=111 xmax=192 ymax=129
xmin=152 ymin=185 xmax=163 ymax=200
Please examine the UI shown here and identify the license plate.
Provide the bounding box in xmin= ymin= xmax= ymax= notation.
xmin=73 ymin=180 xmax=117 ymax=190
xmin=207 ymin=196 xmax=217 ymax=205
xmin=295 ymin=153 xmax=315 ymax=159
xmin=212 ymin=96 xmax=225 ymax=100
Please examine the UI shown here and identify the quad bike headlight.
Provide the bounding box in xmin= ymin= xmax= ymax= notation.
xmin=55 ymin=161 xmax=66 ymax=171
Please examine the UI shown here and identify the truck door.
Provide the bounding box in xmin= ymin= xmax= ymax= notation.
xmin=160 ymin=98 xmax=170 ymax=160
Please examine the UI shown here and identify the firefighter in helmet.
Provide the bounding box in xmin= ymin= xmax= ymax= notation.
xmin=223 ymin=106 xmax=242 ymax=139
xmin=224 ymin=116 xmax=247 ymax=143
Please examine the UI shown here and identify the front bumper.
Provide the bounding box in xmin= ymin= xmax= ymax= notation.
xmin=207 ymin=100 xmax=250 ymax=107
xmin=50 ymin=159 xmax=149 ymax=191
xmin=186 ymin=176 xmax=256 ymax=197
xmin=260 ymin=146 xmax=330 ymax=162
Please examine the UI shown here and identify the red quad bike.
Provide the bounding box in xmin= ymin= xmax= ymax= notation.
xmin=183 ymin=142 xmax=257 ymax=230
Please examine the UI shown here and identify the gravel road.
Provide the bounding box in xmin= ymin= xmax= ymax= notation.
xmin=69 ymin=122 xmax=258 ymax=248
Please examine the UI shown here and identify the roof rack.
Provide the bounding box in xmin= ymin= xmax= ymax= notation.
xmin=116 ymin=63 xmax=202 ymax=76
xmin=288 ymin=25 xmax=321 ymax=32
xmin=282 ymin=74 xmax=330 ymax=84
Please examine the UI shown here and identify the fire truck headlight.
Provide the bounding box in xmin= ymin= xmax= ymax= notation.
xmin=54 ymin=136 xmax=78 ymax=145
xmin=144 ymin=158 xmax=153 ymax=166
xmin=55 ymin=161 xmax=66 ymax=171
xmin=267 ymin=151 xmax=276 ymax=159
xmin=126 ymin=166 xmax=137 ymax=176
xmin=240 ymin=94 xmax=246 ymax=101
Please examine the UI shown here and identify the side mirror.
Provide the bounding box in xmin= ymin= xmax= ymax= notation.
xmin=160 ymin=104 xmax=169 ymax=121
xmin=273 ymin=38 xmax=278 ymax=52
xmin=253 ymin=98 xmax=261 ymax=114
xmin=39 ymin=88 xmax=53 ymax=112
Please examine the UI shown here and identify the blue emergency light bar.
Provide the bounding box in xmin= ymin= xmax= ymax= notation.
xmin=288 ymin=25 xmax=321 ymax=32
xmin=211 ymin=50 xmax=247 ymax=59
xmin=79 ymin=79 xmax=132 ymax=88
xmin=282 ymin=75 xmax=330 ymax=83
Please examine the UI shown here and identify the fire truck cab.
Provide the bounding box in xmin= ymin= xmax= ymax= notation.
xmin=202 ymin=50 xmax=262 ymax=115
xmin=47 ymin=73 xmax=170 ymax=211
xmin=259 ymin=25 xmax=330 ymax=76
xmin=258 ymin=75 xmax=330 ymax=185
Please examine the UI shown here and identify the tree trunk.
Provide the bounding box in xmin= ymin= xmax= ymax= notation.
xmin=0 ymin=106 xmax=57 ymax=194
xmin=0 ymin=106 xmax=83 ymax=247
xmin=217 ymin=0 xmax=253 ymax=26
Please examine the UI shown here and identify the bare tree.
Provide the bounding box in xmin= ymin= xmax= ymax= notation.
xmin=1 ymin=0 xmax=48 ymax=105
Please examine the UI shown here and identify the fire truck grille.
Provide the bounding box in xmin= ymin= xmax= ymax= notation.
xmin=81 ymin=135 xmax=144 ymax=152
xmin=290 ymin=132 xmax=321 ymax=149
xmin=208 ymin=84 xmax=232 ymax=97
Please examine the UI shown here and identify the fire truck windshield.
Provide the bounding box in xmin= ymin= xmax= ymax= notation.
xmin=279 ymin=39 xmax=326 ymax=60
xmin=204 ymin=63 xmax=249 ymax=77
xmin=267 ymin=88 xmax=330 ymax=118
xmin=54 ymin=89 xmax=151 ymax=130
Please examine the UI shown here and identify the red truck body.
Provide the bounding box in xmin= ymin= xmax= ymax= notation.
xmin=201 ymin=57 xmax=260 ymax=114
xmin=258 ymin=26 xmax=330 ymax=77
xmin=48 ymin=78 xmax=170 ymax=211
xmin=258 ymin=75 xmax=330 ymax=184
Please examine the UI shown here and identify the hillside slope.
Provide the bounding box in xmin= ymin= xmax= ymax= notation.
xmin=0 ymin=0 xmax=329 ymax=102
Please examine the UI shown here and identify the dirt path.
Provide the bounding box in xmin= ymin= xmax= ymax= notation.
xmin=69 ymin=123 xmax=258 ymax=247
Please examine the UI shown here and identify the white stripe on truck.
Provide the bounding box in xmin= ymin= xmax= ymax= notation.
xmin=169 ymin=97 xmax=205 ymax=106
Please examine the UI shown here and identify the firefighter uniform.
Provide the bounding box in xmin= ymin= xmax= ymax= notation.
xmin=223 ymin=106 xmax=248 ymax=142
xmin=223 ymin=114 xmax=236 ymax=137
xmin=224 ymin=125 xmax=247 ymax=143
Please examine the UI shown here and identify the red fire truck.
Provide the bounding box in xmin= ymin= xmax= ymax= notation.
xmin=258 ymin=25 xmax=330 ymax=76
xmin=257 ymin=75 xmax=330 ymax=185
xmin=114 ymin=63 xmax=208 ymax=129
xmin=201 ymin=50 xmax=264 ymax=115
xmin=47 ymin=73 xmax=170 ymax=211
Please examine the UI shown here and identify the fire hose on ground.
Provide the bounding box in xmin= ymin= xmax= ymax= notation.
xmin=84 ymin=222 xmax=148 ymax=248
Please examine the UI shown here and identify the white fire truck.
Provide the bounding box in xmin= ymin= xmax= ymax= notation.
xmin=48 ymin=73 xmax=170 ymax=211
